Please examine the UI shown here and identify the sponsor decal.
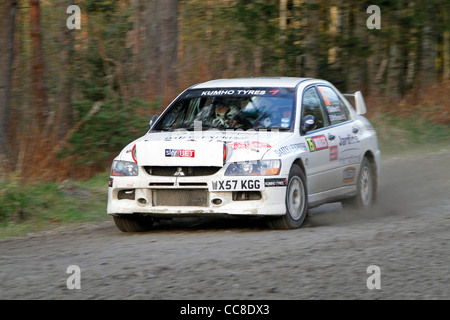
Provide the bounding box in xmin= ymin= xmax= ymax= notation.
xmin=329 ymin=113 xmax=347 ymax=122
xmin=343 ymin=167 xmax=356 ymax=183
xmin=306 ymin=135 xmax=328 ymax=152
xmin=164 ymin=132 xmax=262 ymax=141
xmin=165 ymin=149 xmax=195 ymax=158
xmin=339 ymin=154 xmax=361 ymax=165
xmin=228 ymin=141 xmax=271 ymax=150
xmin=338 ymin=134 xmax=360 ymax=146
xmin=313 ymin=135 xmax=328 ymax=150
xmin=264 ymin=178 xmax=287 ymax=187
xmin=329 ymin=145 xmax=338 ymax=161
xmin=275 ymin=142 xmax=307 ymax=157
xmin=326 ymin=105 xmax=341 ymax=113
xmin=200 ymin=89 xmax=267 ymax=96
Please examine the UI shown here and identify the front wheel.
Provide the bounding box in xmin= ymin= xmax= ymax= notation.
xmin=267 ymin=164 xmax=308 ymax=230
xmin=113 ymin=214 xmax=154 ymax=232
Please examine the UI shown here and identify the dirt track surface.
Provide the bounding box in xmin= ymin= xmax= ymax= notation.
xmin=1 ymin=149 xmax=449 ymax=300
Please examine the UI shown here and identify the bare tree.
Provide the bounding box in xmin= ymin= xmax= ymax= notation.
xmin=0 ymin=0 xmax=18 ymax=174
xmin=160 ymin=0 xmax=179 ymax=107
xmin=302 ymin=0 xmax=318 ymax=78
xmin=56 ymin=0 xmax=75 ymax=140
xmin=131 ymin=0 xmax=179 ymax=108
xmin=30 ymin=0 xmax=48 ymax=132
xmin=442 ymin=9 xmax=450 ymax=81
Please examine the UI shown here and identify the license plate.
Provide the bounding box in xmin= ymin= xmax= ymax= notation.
xmin=210 ymin=179 xmax=263 ymax=191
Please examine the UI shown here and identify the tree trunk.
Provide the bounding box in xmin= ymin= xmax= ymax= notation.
xmin=443 ymin=10 xmax=450 ymax=81
xmin=420 ymin=21 xmax=437 ymax=86
xmin=302 ymin=0 xmax=318 ymax=78
xmin=130 ymin=0 xmax=146 ymax=99
xmin=386 ymin=42 xmax=402 ymax=96
xmin=56 ymin=0 xmax=74 ymax=140
xmin=30 ymin=0 xmax=48 ymax=132
xmin=328 ymin=4 xmax=338 ymax=66
xmin=0 ymin=0 xmax=17 ymax=173
xmin=160 ymin=0 xmax=179 ymax=107
xmin=131 ymin=0 xmax=179 ymax=108
xmin=279 ymin=0 xmax=287 ymax=40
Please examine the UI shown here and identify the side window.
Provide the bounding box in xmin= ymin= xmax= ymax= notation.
xmin=301 ymin=87 xmax=328 ymax=131
xmin=317 ymin=86 xmax=350 ymax=125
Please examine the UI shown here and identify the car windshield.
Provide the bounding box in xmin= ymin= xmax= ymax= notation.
xmin=153 ymin=87 xmax=296 ymax=131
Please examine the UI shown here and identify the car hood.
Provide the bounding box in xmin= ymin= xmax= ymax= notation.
xmin=117 ymin=130 xmax=292 ymax=166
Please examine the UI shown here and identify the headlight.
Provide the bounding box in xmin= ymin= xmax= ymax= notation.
xmin=111 ymin=160 xmax=139 ymax=176
xmin=225 ymin=160 xmax=281 ymax=176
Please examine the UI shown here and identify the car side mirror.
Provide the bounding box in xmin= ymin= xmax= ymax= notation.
xmin=149 ymin=114 xmax=159 ymax=129
xmin=301 ymin=115 xmax=315 ymax=134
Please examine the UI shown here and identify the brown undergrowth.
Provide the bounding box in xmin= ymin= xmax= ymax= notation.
xmin=365 ymin=80 xmax=450 ymax=125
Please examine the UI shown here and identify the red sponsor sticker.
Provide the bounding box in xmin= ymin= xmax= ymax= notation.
xmin=229 ymin=141 xmax=271 ymax=150
xmin=178 ymin=149 xmax=195 ymax=157
xmin=312 ymin=135 xmax=328 ymax=150
xmin=330 ymin=145 xmax=338 ymax=161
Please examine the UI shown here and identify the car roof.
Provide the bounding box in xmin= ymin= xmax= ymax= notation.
xmin=189 ymin=77 xmax=318 ymax=89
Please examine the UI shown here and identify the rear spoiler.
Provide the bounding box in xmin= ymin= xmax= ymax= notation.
xmin=343 ymin=91 xmax=367 ymax=115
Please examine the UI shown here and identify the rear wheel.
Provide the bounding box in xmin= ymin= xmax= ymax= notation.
xmin=342 ymin=157 xmax=376 ymax=210
xmin=113 ymin=214 xmax=154 ymax=232
xmin=268 ymin=164 xmax=308 ymax=230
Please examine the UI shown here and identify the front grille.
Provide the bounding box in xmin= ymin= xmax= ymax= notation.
xmin=152 ymin=189 xmax=208 ymax=207
xmin=144 ymin=166 xmax=221 ymax=176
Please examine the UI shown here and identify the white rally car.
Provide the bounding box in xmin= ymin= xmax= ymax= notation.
xmin=107 ymin=77 xmax=380 ymax=231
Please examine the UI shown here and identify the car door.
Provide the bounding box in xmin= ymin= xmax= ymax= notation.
xmin=316 ymin=85 xmax=361 ymax=189
xmin=300 ymin=86 xmax=341 ymax=195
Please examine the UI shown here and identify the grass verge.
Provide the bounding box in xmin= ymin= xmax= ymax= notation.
xmin=0 ymin=172 xmax=110 ymax=240
xmin=369 ymin=112 xmax=450 ymax=157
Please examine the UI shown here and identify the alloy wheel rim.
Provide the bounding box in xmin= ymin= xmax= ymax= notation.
xmin=288 ymin=177 xmax=305 ymax=220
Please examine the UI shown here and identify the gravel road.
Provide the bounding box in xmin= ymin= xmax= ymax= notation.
xmin=1 ymin=149 xmax=449 ymax=300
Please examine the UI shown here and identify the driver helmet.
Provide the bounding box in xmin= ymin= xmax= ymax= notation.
xmin=212 ymin=97 xmax=229 ymax=120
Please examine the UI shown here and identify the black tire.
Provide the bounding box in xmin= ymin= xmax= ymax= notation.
xmin=268 ymin=164 xmax=308 ymax=230
xmin=342 ymin=157 xmax=376 ymax=211
xmin=113 ymin=214 xmax=154 ymax=232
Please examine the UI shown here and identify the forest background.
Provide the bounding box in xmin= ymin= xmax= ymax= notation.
xmin=0 ymin=0 xmax=449 ymax=183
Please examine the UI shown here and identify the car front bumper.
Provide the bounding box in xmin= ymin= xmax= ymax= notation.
xmin=107 ymin=175 xmax=288 ymax=217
